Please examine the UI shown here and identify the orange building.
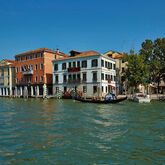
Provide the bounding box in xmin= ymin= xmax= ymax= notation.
xmin=15 ymin=48 xmax=66 ymax=97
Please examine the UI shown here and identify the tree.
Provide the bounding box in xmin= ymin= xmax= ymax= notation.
xmin=140 ymin=38 xmax=165 ymax=93
xmin=124 ymin=50 xmax=148 ymax=94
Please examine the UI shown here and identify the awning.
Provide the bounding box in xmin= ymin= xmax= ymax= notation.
xmin=149 ymin=83 xmax=157 ymax=88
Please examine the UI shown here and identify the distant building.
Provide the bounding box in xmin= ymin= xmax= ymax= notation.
xmin=15 ymin=48 xmax=67 ymax=97
xmin=52 ymin=50 xmax=116 ymax=98
xmin=103 ymin=51 xmax=126 ymax=94
xmin=0 ymin=59 xmax=16 ymax=96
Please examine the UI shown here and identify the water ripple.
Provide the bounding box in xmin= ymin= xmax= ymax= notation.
xmin=0 ymin=98 xmax=165 ymax=164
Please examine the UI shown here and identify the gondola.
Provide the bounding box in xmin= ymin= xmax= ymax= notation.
xmin=75 ymin=96 xmax=127 ymax=104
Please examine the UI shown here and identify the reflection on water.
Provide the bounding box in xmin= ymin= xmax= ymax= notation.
xmin=0 ymin=98 xmax=165 ymax=164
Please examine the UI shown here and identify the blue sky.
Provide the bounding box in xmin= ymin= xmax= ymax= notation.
xmin=0 ymin=0 xmax=165 ymax=59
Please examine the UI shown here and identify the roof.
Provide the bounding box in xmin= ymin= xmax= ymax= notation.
xmin=0 ymin=59 xmax=16 ymax=67
xmin=75 ymin=50 xmax=100 ymax=57
xmin=104 ymin=50 xmax=124 ymax=59
xmin=53 ymin=50 xmax=100 ymax=62
xmin=15 ymin=48 xmax=67 ymax=57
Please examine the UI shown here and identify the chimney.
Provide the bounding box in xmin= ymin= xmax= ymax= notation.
xmin=56 ymin=49 xmax=60 ymax=54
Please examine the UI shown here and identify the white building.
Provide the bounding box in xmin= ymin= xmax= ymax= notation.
xmin=0 ymin=60 xmax=15 ymax=97
xmin=52 ymin=50 xmax=116 ymax=98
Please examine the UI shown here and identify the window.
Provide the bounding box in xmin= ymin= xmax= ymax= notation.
xmin=73 ymin=61 xmax=76 ymax=67
xmin=54 ymin=64 xmax=58 ymax=71
xmin=102 ymin=86 xmax=104 ymax=92
xmin=101 ymin=60 xmax=104 ymax=67
xmin=30 ymin=65 xmax=33 ymax=70
xmin=62 ymin=63 xmax=66 ymax=70
xmin=73 ymin=74 xmax=76 ymax=81
xmin=105 ymin=61 xmax=108 ymax=68
xmin=68 ymin=74 xmax=72 ymax=82
xmin=77 ymin=61 xmax=80 ymax=67
xmin=111 ymin=75 xmax=113 ymax=81
xmin=92 ymin=72 xmax=97 ymax=81
xmin=34 ymin=54 xmax=37 ymax=58
xmin=55 ymin=75 xmax=59 ymax=83
xmin=93 ymin=86 xmax=97 ymax=94
xmin=63 ymin=75 xmax=67 ymax=83
xmin=82 ymin=60 xmax=87 ymax=68
xmin=37 ymin=53 xmax=41 ymax=58
xmin=21 ymin=66 xmax=24 ymax=72
xmin=108 ymin=75 xmax=110 ymax=80
xmin=40 ymin=76 xmax=43 ymax=82
xmin=82 ymin=73 xmax=87 ymax=82
xmin=106 ymin=86 xmax=108 ymax=93
xmin=108 ymin=62 xmax=110 ymax=69
xmin=35 ymin=76 xmax=38 ymax=82
xmin=40 ymin=63 xmax=44 ymax=70
xmin=83 ymin=86 xmax=87 ymax=93
xmin=69 ymin=62 xmax=72 ymax=68
xmin=110 ymin=63 xmax=112 ymax=69
xmin=101 ymin=73 xmax=104 ymax=80
xmin=77 ymin=74 xmax=80 ymax=82
xmin=35 ymin=64 xmax=38 ymax=70
xmin=113 ymin=64 xmax=116 ymax=70
xmin=91 ymin=59 xmax=98 ymax=67
xmin=105 ymin=74 xmax=108 ymax=80
xmin=64 ymin=86 xmax=67 ymax=92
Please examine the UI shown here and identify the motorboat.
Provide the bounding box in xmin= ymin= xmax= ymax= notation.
xmin=133 ymin=93 xmax=151 ymax=103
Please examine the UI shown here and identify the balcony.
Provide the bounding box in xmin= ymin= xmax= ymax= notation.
xmin=16 ymin=81 xmax=32 ymax=86
xmin=92 ymin=78 xmax=97 ymax=82
xmin=67 ymin=79 xmax=81 ymax=84
xmin=68 ymin=67 xmax=80 ymax=73
xmin=108 ymin=79 xmax=111 ymax=83
xmin=81 ymin=79 xmax=87 ymax=83
xmin=54 ymin=81 xmax=59 ymax=84
xmin=22 ymin=70 xmax=33 ymax=75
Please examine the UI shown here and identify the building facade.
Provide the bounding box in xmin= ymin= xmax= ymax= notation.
xmin=52 ymin=50 xmax=116 ymax=98
xmin=104 ymin=51 xmax=127 ymax=94
xmin=0 ymin=60 xmax=16 ymax=96
xmin=15 ymin=48 xmax=66 ymax=97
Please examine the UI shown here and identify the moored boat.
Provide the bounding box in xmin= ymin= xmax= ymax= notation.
xmin=132 ymin=93 xmax=151 ymax=103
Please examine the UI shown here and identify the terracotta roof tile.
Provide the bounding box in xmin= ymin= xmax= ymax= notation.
xmin=53 ymin=50 xmax=100 ymax=62
xmin=104 ymin=50 xmax=124 ymax=59
xmin=15 ymin=48 xmax=67 ymax=57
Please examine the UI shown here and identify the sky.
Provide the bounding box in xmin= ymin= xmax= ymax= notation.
xmin=0 ymin=0 xmax=165 ymax=59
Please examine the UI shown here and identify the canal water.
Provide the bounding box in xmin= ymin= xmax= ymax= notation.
xmin=0 ymin=98 xmax=165 ymax=165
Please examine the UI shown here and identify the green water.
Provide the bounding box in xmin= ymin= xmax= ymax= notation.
xmin=0 ymin=98 xmax=165 ymax=165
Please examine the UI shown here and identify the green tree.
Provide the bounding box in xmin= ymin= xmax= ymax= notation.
xmin=140 ymin=38 xmax=165 ymax=93
xmin=124 ymin=50 xmax=148 ymax=94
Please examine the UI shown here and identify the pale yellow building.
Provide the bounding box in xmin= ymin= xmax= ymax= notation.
xmin=103 ymin=51 xmax=127 ymax=94
xmin=0 ymin=60 xmax=16 ymax=96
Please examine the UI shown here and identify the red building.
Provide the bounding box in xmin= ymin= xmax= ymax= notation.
xmin=15 ymin=48 xmax=66 ymax=97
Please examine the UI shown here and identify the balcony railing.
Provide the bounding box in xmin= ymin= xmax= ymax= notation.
xmin=67 ymin=79 xmax=81 ymax=84
xmin=67 ymin=67 xmax=80 ymax=72
xmin=81 ymin=79 xmax=87 ymax=83
xmin=92 ymin=78 xmax=97 ymax=82
xmin=22 ymin=70 xmax=33 ymax=75
xmin=16 ymin=81 xmax=32 ymax=85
